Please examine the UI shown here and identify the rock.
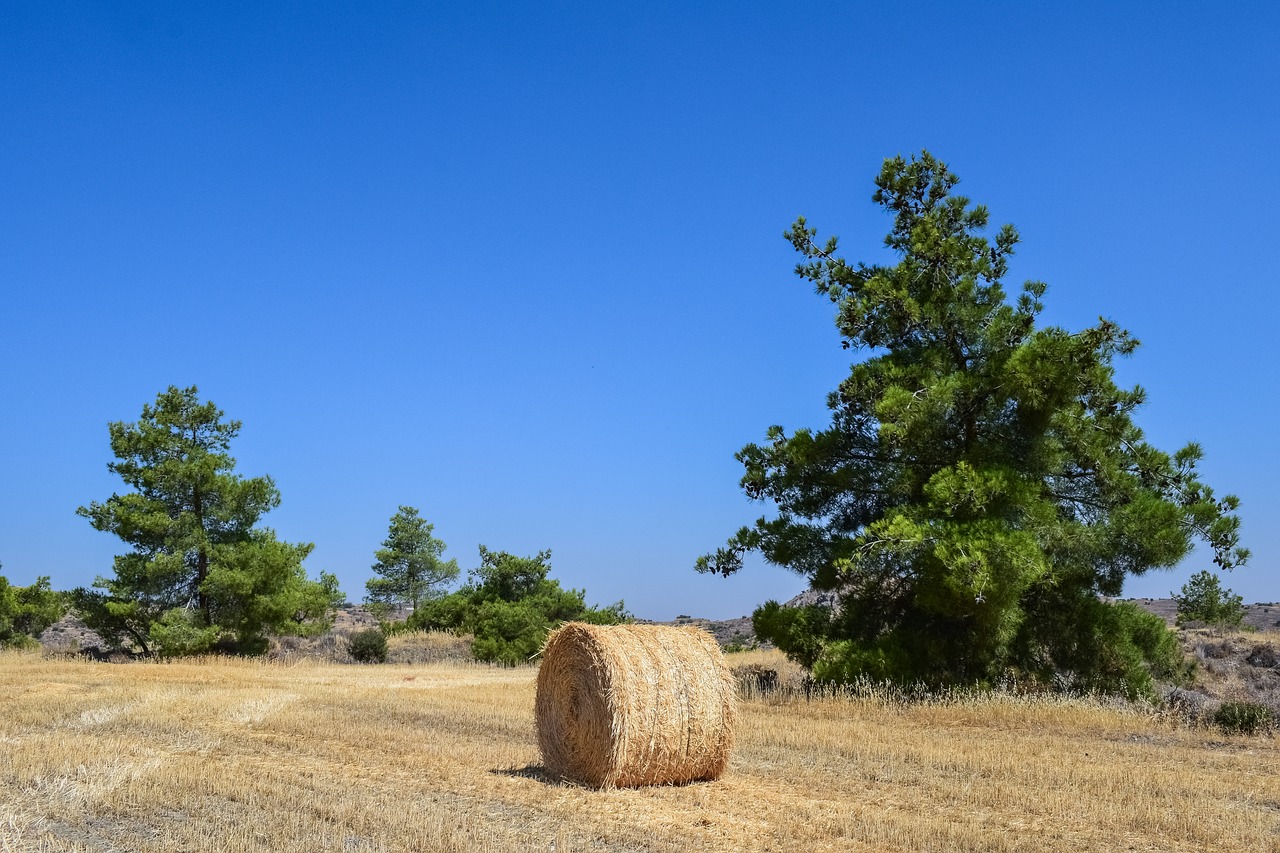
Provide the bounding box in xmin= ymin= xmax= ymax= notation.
xmin=1246 ymin=644 xmax=1280 ymax=669
xmin=1164 ymin=687 xmax=1217 ymax=721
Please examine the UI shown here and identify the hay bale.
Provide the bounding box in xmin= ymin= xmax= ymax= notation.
xmin=535 ymin=622 xmax=736 ymax=788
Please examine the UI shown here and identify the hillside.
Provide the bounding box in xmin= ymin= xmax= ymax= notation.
xmin=1125 ymin=597 xmax=1280 ymax=632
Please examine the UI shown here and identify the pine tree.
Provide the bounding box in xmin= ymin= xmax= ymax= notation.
xmin=76 ymin=386 xmax=337 ymax=655
xmin=699 ymin=152 xmax=1246 ymax=697
xmin=365 ymin=506 xmax=459 ymax=614
xmin=1174 ymin=570 xmax=1245 ymax=630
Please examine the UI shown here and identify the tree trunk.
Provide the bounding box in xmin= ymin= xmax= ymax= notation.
xmin=193 ymin=486 xmax=211 ymax=627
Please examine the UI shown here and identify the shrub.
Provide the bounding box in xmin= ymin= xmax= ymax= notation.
xmin=149 ymin=608 xmax=219 ymax=658
xmin=380 ymin=618 xmax=413 ymax=637
xmin=470 ymin=599 xmax=546 ymax=665
xmin=1246 ymin=644 xmax=1280 ymax=669
xmin=349 ymin=628 xmax=388 ymax=663
xmin=405 ymin=547 xmax=629 ymax=665
xmin=0 ymin=574 xmax=66 ymax=649
xmin=1008 ymin=597 xmax=1190 ymax=701
xmin=1214 ymin=700 xmax=1273 ymax=734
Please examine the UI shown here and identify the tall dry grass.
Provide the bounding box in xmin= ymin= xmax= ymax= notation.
xmin=2 ymin=648 xmax=1277 ymax=852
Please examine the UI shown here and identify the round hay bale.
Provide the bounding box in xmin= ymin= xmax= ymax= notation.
xmin=535 ymin=622 xmax=736 ymax=788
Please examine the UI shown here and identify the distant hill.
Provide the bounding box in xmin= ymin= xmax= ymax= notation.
xmin=643 ymin=590 xmax=831 ymax=647
xmin=1125 ymin=597 xmax=1280 ymax=632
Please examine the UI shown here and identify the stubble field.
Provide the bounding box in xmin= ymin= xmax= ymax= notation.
xmin=1 ymin=649 xmax=1277 ymax=852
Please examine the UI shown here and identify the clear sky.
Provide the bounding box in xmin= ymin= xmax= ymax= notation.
xmin=2 ymin=2 xmax=1277 ymax=619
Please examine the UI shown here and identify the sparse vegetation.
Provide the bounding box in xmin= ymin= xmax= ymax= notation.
xmin=385 ymin=629 xmax=473 ymax=664
xmin=1181 ymin=627 xmax=1280 ymax=721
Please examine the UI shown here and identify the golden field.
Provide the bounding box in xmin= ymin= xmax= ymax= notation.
xmin=2 ymin=648 xmax=1277 ymax=852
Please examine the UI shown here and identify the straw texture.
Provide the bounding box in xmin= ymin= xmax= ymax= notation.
xmin=535 ymin=622 xmax=737 ymax=788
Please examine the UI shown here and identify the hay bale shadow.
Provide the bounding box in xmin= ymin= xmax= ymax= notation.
xmin=492 ymin=764 xmax=560 ymax=785
xmin=490 ymin=765 xmax=721 ymax=789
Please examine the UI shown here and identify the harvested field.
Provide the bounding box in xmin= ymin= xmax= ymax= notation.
xmin=2 ymin=649 xmax=1278 ymax=852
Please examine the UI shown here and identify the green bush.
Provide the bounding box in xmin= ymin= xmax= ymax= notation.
xmin=149 ymin=608 xmax=220 ymax=657
xmin=380 ymin=618 xmax=413 ymax=637
xmin=1012 ymin=597 xmax=1190 ymax=701
xmin=469 ymin=599 xmax=545 ymax=665
xmin=1214 ymin=701 xmax=1273 ymax=734
xmin=405 ymin=547 xmax=628 ymax=665
xmin=349 ymin=628 xmax=388 ymax=663
xmin=0 ymin=573 xmax=66 ymax=649
xmin=409 ymin=591 xmax=473 ymax=633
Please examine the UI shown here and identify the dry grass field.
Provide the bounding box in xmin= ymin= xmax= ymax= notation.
xmin=2 ymin=648 xmax=1278 ymax=852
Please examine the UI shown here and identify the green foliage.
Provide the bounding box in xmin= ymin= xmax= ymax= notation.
xmin=700 ymin=151 xmax=1247 ymax=698
xmin=1214 ymin=701 xmax=1273 ymax=734
xmin=576 ymin=600 xmax=632 ymax=626
xmin=469 ymin=598 xmax=548 ymax=664
xmin=149 ymin=608 xmax=220 ymax=657
xmin=410 ymin=589 xmax=474 ymax=633
xmin=0 ymin=568 xmax=67 ymax=649
xmin=76 ymin=386 xmax=337 ymax=656
xmin=407 ymin=546 xmax=629 ymax=665
xmin=379 ymin=617 xmax=416 ymax=637
xmin=204 ymin=535 xmax=340 ymax=653
xmin=473 ymin=546 xmax=552 ymax=602
xmin=1174 ymin=570 xmax=1245 ymax=630
xmin=365 ymin=506 xmax=459 ymax=614
xmin=752 ymin=602 xmax=829 ymax=670
xmin=349 ymin=628 xmax=389 ymax=663
xmin=1012 ymin=598 xmax=1190 ymax=699
xmin=722 ymin=636 xmax=759 ymax=654
xmin=67 ymin=586 xmax=152 ymax=653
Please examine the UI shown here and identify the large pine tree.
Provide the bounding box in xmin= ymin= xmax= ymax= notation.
xmin=698 ymin=152 xmax=1247 ymax=697
xmin=76 ymin=386 xmax=338 ymax=655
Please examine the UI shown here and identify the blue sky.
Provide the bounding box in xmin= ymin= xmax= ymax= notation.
xmin=2 ymin=2 xmax=1277 ymax=619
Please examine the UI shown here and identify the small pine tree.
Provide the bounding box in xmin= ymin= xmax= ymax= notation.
xmin=1174 ymin=570 xmax=1245 ymax=630
xmin=365 ymin=506 xmax=459 ymax=615
xmin=76 ymin=386 xmax=335 ymax=655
